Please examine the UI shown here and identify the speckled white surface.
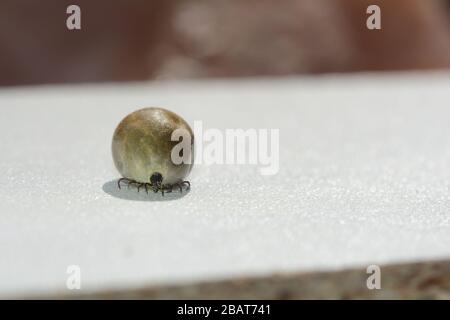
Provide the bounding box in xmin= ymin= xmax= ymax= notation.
xmin=1 ymin=72 xmax=450 ymax=298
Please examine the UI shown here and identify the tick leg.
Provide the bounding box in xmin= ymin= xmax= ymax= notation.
xmin=182 ymin=181 xmax=190 ymax=191
xmin=164 ymin=184 xmax=172 ymax=193
xmin=117 ymin=178 xmax=128 ymax=189
xmin=144 ymin=183 xmax=149 ymax=194
xmin=137 ymin=183 xmax=143 ymax=192
xmin=128 ymin=180 xmax=139 ymax=189
xmin=176 ymin=182 xmax=182 ymax=193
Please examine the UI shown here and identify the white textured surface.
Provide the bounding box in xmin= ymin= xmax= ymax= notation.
xmin=1 ymin=73 xmax=450 ymax=298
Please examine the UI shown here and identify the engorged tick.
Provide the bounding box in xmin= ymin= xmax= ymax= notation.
xmin=112 ymin=107 xmax=194 ymax=196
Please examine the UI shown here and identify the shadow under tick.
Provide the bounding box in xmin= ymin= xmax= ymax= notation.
xmin=102 ymin=179 xmax=190 ymax=202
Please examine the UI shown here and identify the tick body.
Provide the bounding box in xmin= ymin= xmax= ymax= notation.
xmin=112 ymin=107 xmax=194 ymax=195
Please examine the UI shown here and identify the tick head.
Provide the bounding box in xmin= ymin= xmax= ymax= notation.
xmin=150 ymin=172 xmax=163 ymax=192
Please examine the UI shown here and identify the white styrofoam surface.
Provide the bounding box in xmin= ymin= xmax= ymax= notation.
xmin=1 ymin=72 xmax=450 ymax=297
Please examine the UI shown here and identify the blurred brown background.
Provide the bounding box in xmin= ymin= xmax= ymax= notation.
xmin=1 ymin=0 xmax=449 ymax=86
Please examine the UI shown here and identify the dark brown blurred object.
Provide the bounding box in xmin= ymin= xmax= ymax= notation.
xmin=0 ymin=0 xmax=449 ymax=86
xmin=342 ymin=0 xmax=450 ymax=71
xmin=0 ymin=0 xmax=173 ymax=86
xmin=157 ymin=0 xmax=450 ymax=78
